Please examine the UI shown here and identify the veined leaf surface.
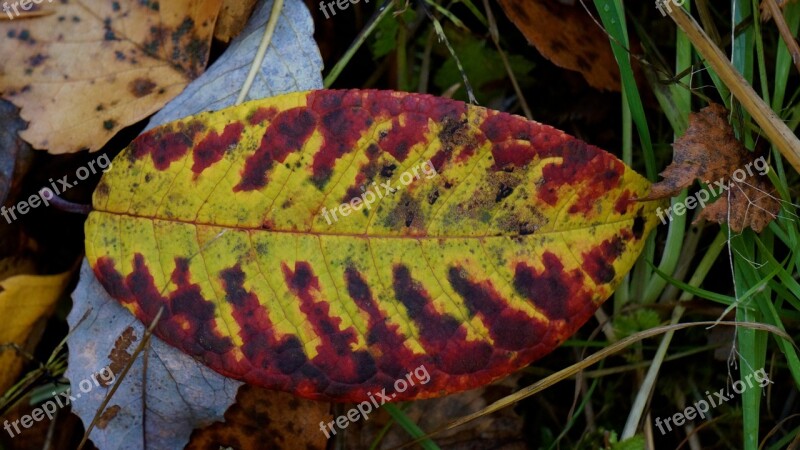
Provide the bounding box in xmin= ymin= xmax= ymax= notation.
xmin=85 ymin=90 xmax=661 ymax=402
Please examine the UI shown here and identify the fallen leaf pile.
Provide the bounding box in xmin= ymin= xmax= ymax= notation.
xmin=645 ymin=104 xmax=781 ymax=232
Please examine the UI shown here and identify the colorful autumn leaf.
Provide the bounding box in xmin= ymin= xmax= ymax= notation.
xmin=0 ymin=0 xmax=222 ymax=153
xmin=645 ymin=104 xmax=780 ymax=232
xmin=84 ymin=89 xmax=662 ymax=402
xmin=496 ymin=0 xmax=621 ymax=91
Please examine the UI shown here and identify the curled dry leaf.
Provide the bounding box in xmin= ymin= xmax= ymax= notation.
xmin=645 ymin=104 xmax=781 ymax=232
xmin=496 ymin=0 xmax=621 ymax=91
xmin=0 ymin=0 xmax=223 ymax=153
xmin=84 ymin=89 xmax=661 ymax=402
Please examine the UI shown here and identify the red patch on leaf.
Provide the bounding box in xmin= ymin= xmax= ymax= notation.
xmin=614 ymin=189 xmax=634 ymax=214
xmin=248 ymin=106 xmax=279 ymax=125
xmin=345 ymin=267 xmax=422 ymax=382
xmin=481 ymin=112 xmax=539 ymax=169
xmin=538 ymin=142 xmax=623 ymax=213
xmin=191 ymin=122 xmax=244 ymax=177
xmin=130 ymin=120 xmax=205 ymax=170
xmin=378 ymin=114 xmax=430 ymax=161
xmin=448 ymin=267 xmax=547 ymax=351
xmin=282 ymin=262 xmax=376 ymax=385
xmin=221 ymin=264 xmax=308 ymax=379
xmin=235 ymin=108 xmax=316 ymax=191
xmin=513 ymin=252 xmax=592 ymax=325
xmin=392 ymin=265 xmax=493 ymax=375
xmin=308 ymin=91 xmax=374 ymax=186
xmin=582 ymin=235 xmax=625 ymax=284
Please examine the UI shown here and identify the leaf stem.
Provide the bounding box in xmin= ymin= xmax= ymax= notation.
xmin=236 ymin=0 xmax=285 ymax=105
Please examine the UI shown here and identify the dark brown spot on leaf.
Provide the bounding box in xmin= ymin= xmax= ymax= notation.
xmin=129 ymin=78 xmax=156 ymax=98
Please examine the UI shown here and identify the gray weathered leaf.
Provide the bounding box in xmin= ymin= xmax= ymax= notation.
xmin=66 ymin=261 xmax=242 ymax=450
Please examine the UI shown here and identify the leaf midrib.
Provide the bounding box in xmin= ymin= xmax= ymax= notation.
xmin=91 ymin=209 xmax=639 ymax=240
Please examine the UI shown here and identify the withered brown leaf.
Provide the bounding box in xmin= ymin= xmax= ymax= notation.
xmin=496 ymin=0 xmax=620 ymax=91
xmin=646 ymin=104 xmax=780 ymax=232
xmin=186 ymin=385 xmax=330 ymax=450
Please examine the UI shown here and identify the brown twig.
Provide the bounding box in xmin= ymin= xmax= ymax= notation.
xmin=77 ymin=307 xmax=164 ymax=450
xmin=765 ymin=0 xmax=800 ymax=75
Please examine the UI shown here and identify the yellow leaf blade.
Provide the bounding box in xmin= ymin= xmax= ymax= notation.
xmin=85 ymin=90 xmax=663 ymax=401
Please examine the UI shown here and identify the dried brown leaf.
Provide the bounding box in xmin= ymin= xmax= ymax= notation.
xmin=646 ymin=104 xmax=781 ymax=232
xmin=496 ymin=0 xmax=620 ymax=91
xmin=186 ymin=385 xmax=330 ymax=450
